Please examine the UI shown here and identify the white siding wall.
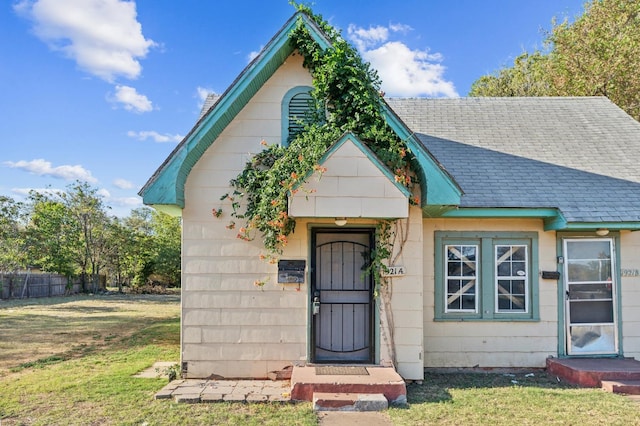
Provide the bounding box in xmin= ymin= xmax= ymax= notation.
xmin=380 ymin=205 xmax=424 ymax=379
xmin=620 ymin=230 xmax=640 ymax=359
xmin=423 ymin=218 xmax=558 ymax=368
xmin=182 ymin=53 xmax=312 ymax=378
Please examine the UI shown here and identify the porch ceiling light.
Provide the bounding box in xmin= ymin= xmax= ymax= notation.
xmin=596 ymin=228 xmax=610 ymax=236
xmin=334 ymin=217 xmax=347 ymax=226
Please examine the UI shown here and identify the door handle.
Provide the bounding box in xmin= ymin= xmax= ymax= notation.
xmin=312 ymin=296 xmax=320 ymax=315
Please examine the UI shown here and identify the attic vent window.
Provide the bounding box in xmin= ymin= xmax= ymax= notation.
xmin=282 ymin=86 xmax=314 ymax=145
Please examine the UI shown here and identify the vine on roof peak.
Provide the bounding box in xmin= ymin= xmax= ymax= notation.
xmin=217 ymin=2 xmax=417 ymax=254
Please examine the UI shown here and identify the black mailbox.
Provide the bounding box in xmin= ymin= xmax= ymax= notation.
xmin=278 ymin=260 xmax=306 ymax=284
xmin=541 ymin=271 xmax=561 ymax=280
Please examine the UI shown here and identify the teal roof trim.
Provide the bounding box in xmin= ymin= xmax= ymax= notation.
xmin=442 ymin=207 xmax=559 ymax=219
xmin=139 ymin=12 xmax=331 ymax=210
xmin=436 ymin=207 xmax=640 ymax=231
xmin=380 ymin=102 xmax=462 ymax=208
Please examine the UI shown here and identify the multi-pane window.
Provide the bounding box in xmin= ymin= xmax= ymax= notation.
xmin=496 ymin=245 xmax=528 ymax=312
xmin=435 ymin=232 xmax=539 ymax=321
xmin=445 ymin=245 xmax=478 ymax=312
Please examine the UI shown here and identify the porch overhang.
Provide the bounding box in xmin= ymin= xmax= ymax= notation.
xmin=289 ymin=132 xmax=410 ymax=219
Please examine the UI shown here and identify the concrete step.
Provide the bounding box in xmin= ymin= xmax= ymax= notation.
xmin=290 ymin=365 xmax=407 ymax=405
xmin=313 ymin=392 xmax=388 ymax=411
xmin=602 ymin=380 xmax=640 ymax=395
xmin=546 ymin=357 xmax=640 ymax=387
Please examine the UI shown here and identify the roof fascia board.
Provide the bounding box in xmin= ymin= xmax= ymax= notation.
xmin=139 ymin=12 xmax=330 ymax=209
xmin=550 ymin=221 xmax=640 ymax=232
xmin=442 ymin=207 xmax=560 ymax=219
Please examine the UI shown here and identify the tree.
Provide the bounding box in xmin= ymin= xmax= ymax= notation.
xmin=24 ymin=191 xmax=77 ymax=278
xmin=149 ymin=210 xmax=181 ymax=286
xmin=59 ymin=182 xmax=111 ymax=292
xmin=0 ymin=196 xmax=26 ymax=273
xmin=549 ymin=0 xmax=640 ymax=120
xmin=470 ymin=0 xmax=640 ymax=121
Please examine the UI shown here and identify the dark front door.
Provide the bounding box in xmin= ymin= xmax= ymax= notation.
xmin=311 ymin=229 xmax=374 ymax=363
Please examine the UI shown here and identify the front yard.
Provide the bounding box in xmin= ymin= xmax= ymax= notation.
xmin=0 ymin=294 xmax=638 ymax=425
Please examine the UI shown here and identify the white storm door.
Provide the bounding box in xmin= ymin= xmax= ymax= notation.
xmin=564 ymin=238 xmax=618 ymax=355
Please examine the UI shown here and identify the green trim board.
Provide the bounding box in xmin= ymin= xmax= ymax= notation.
xmin=442 ymin=208 xmax=559 ymax=219
xmin=139 ymin=12 xmax=330 ymax=210
xmin=435 ymin=207 xmax=640 ymax=232
xmin=434 ymin=231 xmax=540 ymax=322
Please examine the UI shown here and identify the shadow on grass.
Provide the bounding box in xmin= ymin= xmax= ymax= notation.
xmin=407 ymin=371 xmax=580 ymax=404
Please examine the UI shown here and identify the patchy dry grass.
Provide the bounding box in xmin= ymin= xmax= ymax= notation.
xmin=1 ymin=295 xmax=639 ymax=425
xmin=0 ymin=293 xmax=180 ymax=374
xmin=0 ymin=294 xmax=316 ymax=426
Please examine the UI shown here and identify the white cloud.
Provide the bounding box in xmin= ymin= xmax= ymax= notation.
xmin=247 ymin=45 xmax=263 ymax=63
xmin=11 ymin=187 xmax=63 ymax=197
xmin=127 ymin=130 xmax=182 ymax=143
xmin=5 ymin=159 xmax=97 ymax=183
xmin=347 ymin=24 xmax=389 ymax=51
xmin=113 ymin=178 xmax=134 ymax=189
xmin=347 ymin=23 xmax=458 ymax=98
xmin=15 ymin=0 xmax=156 ymax=82
xmin=111 ymin=85 xmax=153 ymax=113
xmin=109 ymin=196 xmax=142 ymax=207
xmin=196 ymin=86 xmax=213 ymax=109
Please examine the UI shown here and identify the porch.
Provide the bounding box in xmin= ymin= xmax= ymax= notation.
xmin=547 ymin=357 xmax=640 ymax=394
xmin=154 ymin=364 xmax=407 ymax=411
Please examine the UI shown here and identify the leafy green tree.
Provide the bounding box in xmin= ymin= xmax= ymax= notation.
xmin=148 ymin=210 xmax=181 ymax=286
xmin=549 ymin=0 xmax=640 ymax=120
xmin=24 ymin=191 xmax=77 ymax=278
xmin=0 ymin=196 xmax=27 ymax=273
xmin=470 ymin=0 xmax=640 ymax=121
xmin=105 ymin=208 xmax=154 ymax=290
xmin=57 ymin=182 xmax=110 ymax=291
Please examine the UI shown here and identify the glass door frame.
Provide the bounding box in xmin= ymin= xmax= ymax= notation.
xmin=559 ymin=235 xmax=622 ymax=357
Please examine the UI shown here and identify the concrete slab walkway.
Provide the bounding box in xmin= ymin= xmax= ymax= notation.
xmin=154 ymin=379 xmax=291 ymax=403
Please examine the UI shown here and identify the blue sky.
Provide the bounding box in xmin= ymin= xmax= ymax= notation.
xmin=1 ymin=0 xmax=586 ymax=217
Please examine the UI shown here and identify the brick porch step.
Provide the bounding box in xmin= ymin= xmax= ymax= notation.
xmin=291 ymin=365 xmax=407 ymax=406
xmin=546 ymin=357 xmax=640 ymax=387
xmin=602 ymin=380 xmax=640 ymax=395
xmin=313 ymin=392 xmax=388 ymax=411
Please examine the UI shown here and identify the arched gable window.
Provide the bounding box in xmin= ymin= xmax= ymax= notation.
xmin=282 ymin=86 xmax=314 ymax=145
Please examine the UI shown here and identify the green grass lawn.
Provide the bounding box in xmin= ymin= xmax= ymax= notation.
xmin=1 ymin=294 xmax=639 ymax=425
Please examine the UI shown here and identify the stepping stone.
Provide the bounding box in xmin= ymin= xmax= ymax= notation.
xmin=313 ymin=392 xmax=388 ymax=411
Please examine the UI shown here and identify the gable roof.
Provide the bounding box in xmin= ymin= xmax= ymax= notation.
xmin=386 ymin=96 xmax=640 ymax=230
xmin=138 ymin=12 xmax=332 ymax=215
xmin=289 ymin=132 xmax=411 ymax=218
xmin=139 ymin=11 xmax=460 ymax=216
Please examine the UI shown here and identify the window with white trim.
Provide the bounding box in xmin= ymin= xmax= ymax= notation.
xmin=435 ymin=232 xmax=539 ymax=321
xmin=496 ymin=245 xmax=528 ymax=313
xmin=445 ymin=245 xmax=478 ymax=312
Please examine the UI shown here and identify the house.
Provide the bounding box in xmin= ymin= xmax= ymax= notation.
xmin=139 ymin=11 xmax=640 ymax=381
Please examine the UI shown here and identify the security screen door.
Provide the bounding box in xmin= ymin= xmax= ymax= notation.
xmin=311 ymin=229 xmax=374 ymax=363
xmin=563 ymin=238 xmax=618 ymax=355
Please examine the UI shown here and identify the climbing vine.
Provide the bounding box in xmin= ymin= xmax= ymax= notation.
xmin=217 ymin=3 xmax=419 ymax=285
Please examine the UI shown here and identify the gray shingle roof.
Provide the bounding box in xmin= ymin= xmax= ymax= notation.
xmin=385 ymin=97 xmax=640 ymax=224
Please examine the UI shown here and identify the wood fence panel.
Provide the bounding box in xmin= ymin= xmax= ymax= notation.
xmin=0 ymin=273 xmax=99 ymax=299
